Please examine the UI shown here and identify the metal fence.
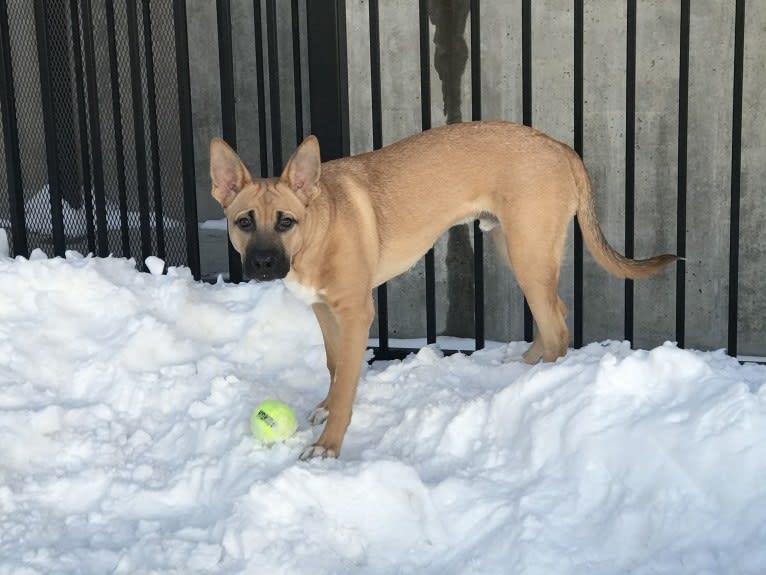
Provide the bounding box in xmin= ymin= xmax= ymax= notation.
xmin=1 ymin=1 xmax=762 ymax=361
xmin=0 ymin=0 xmax=198 ymax=273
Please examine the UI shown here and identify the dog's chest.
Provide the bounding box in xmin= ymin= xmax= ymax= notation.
xmin=283 ymin=273 xmax=322 ymax=305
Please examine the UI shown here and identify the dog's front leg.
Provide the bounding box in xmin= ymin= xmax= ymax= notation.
xmin=309 ymin=302 xmax=338 ymax=424
xmin=301 ymin=297 xmax=374 ymax=459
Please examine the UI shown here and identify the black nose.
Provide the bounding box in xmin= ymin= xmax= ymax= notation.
xmin=253 ymin=252 xmax=275 ymax=270
xmin=243 ymin=246 xmax=289 ymax=281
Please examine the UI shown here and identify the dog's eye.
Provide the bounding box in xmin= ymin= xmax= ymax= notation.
xmin=276 ymin=216 xmax=296 ymax=233
xmin=236 ymin=216 xmax=254 ymax=231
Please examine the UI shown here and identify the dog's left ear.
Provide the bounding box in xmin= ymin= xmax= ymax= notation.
xmin=281 ymin=135 xmax=321 ymax=204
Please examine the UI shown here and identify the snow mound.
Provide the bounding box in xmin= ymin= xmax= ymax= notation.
xmin=0 ymin=252 xmax=764 ymax=574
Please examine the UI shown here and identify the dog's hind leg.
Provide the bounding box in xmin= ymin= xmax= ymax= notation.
xmin=490 ymin=226 xmax=569 ymax=363
xmin=496 ymin=216 xmax=570 ymax=363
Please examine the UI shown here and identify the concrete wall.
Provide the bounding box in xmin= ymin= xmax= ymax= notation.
xmin=185 ymin=1 xmax=766 ymax=356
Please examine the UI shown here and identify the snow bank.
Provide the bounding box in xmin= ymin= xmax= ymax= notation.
xmin=0 ymin=252 xmax=764 ymax=574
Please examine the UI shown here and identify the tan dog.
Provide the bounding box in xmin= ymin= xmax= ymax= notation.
xmin=209 ymin=121 xmax=676 ymax=459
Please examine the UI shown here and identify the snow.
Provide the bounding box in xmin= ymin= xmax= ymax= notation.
xmin=199 ymin=218 xmax=228 ymax=231
xmin=0 ymin=251 xmax=765 ymax=574
xmin=0 ymin=186 xmax=181 ymax=237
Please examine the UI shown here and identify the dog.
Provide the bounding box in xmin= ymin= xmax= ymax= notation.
xmin=209 ymin=121 xmax=676 ymax=459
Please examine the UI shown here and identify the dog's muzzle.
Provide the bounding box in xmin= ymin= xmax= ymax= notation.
xmin=243 ymin=246 xmax=290 ymax=281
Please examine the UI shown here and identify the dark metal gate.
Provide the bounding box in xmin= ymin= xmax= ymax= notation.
xmin=0 ymin=0 xmax=198 ymax=274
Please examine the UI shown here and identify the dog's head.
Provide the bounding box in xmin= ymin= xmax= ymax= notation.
xmin=209 ymin=136 xmax=322 ymax=281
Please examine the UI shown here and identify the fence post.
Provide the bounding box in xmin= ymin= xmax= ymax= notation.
xmin=34 ymin=0 xmax=68 ymax=255
xmin=306 ymin=0 xmax=349 ymax=161
xmin=216 ymin=0 xmax=242 ymax=282
xmin=0 ymin=0 xmax=28 ymax=257
xmin=174 ymin=0 xmax=201 ymax=279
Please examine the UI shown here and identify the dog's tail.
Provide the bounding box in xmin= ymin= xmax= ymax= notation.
xmin=573 ymin=157 xmax=677 ymax=280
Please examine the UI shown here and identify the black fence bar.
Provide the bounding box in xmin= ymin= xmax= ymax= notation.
xmin=126 ymin=0 xmax=152 ymax=268
xmin=142 ymin=0 xmax=166 ymax=261
xmin=676 ymin=0 xmax=689 ymax=347
xmin=0 ymin=0 xmax=28 ymax=257
xmin=34 ymin=0 xmax=66 ymax=256
xmin=217 ymin=0 xmax=242 ymax=281
xmin=419 ymin=0 xmax=436 ymax=345
xmin=173 ymin=0 xmax=200 ymax=279
xmin=265 ymin=0 xmax=282 ymax=173
xmin=105 ymin=1 xmax=131 ymax=256
xmin=291 ymin=0 xmax=303 ymax=144
xmin=624 ymin=0 xmax=636 ymax=344
xmin=369 ymin=0 xmax=389 ymax=353
xmin=70 ymin=0 xmax=96 ymax=255
xmin=470 ymin=0 xmax=484 ymax=351
xmin=573 ymin=0 xmax=584 ymax=349
xmin=81 ymin=0 xmax=108 ymax=257
xmin=306 ymin=0 xmax=349 ymax=162
xmin=253 ymin=0 xmax=269 ymax=177
xmin=217 ymin=0 xmax=236 ymax=147
xmin=521 ymin=0 xmax=533 ymax=343
xmin=728 ymin=0 xmax=745 ymax=357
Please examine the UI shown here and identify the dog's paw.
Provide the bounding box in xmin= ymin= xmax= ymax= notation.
xmin=300 ymin=443 xmax=338 ymax=460
xmin=308 ymin=406 xmax=329 ymax=425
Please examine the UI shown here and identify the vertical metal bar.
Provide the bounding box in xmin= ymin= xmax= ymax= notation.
xmin=126 ymin=0 xmax=152 ymax=267
xmin=291 ymin=0 xmax=303 ymax=143
xmin=217 ymin=0 xmax=236 ymax=147
xmin=0 ymin=0 xmax=28 ymax=256
xmin=625 ymin=0 xmax=636 ymax=344
xmin=369 ymin=0 xmax=389 ymax=354
xmin=70 ymin=0 xmax=96 ymax=255
xmin=521 ymin=0 xmax=533 ymax=342
xmin=369 ymin=0 xmax=382 ymax=150
xmin=306 ymin=0 xmax=349 ymax=161
xmin=728 ymin=0 xmax=746 ymax=357
xmin=253 ymin=0 xmax=268 ymax=177
xmin=142 ymin=0 xmax=166 ymax=261
xmin=470 ymin=0 xmax=484 ymax=350
xmin=265 ymin=0 xmax=282 ymax=173
xmin=34 ymin=0 xmax=66 ymax=256
xmin=336 ymin=0 xmax=349 ymax=158
xmin=418 ymin=0 xmax=430 ymax=133
xmin=217 ymin=0 xmax=242 ymax=281
xmin=419 ymin=0 xmax=436 ymax=345
xmin=573 ymin=0 xmax=584 ymax=349
xmin=676 ymin=0 xmax=689 ymax=348
xmin=81 ymin=0 xmax=108 ymax=257
xmin=105 ymin=1 xmax=131 ymax=256
xmin=173 ymin=0 xmax=201 ymax=279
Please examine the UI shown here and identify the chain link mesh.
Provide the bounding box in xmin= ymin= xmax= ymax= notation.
xmin=1 ymin=0 xmax=191 ymax=269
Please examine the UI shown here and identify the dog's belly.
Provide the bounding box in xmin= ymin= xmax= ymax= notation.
xmin=372 ymin=211 xmax=498 ymax=288
xmin=372 ymin=254 xmax=424 ymax=287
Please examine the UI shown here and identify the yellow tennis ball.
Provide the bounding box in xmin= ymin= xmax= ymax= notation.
xmin=250 ymin=400 xmax=298 ymax=444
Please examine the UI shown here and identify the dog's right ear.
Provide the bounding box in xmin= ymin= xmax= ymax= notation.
xmin=210 ymin=138 xmax=250 ymax=208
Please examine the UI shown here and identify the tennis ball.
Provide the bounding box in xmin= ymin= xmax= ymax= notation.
xmin=250 ymin=400 xmax=298 ymax=444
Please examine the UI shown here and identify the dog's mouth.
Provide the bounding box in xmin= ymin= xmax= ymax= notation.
xmin=242 ymin=246 xmax=290 ymax=281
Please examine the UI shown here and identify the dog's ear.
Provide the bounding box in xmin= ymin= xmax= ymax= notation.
xmin=280 ymin=135 xmax=321 ymax=204
xmin=210 ymin=138 xmax=251 ymax=208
